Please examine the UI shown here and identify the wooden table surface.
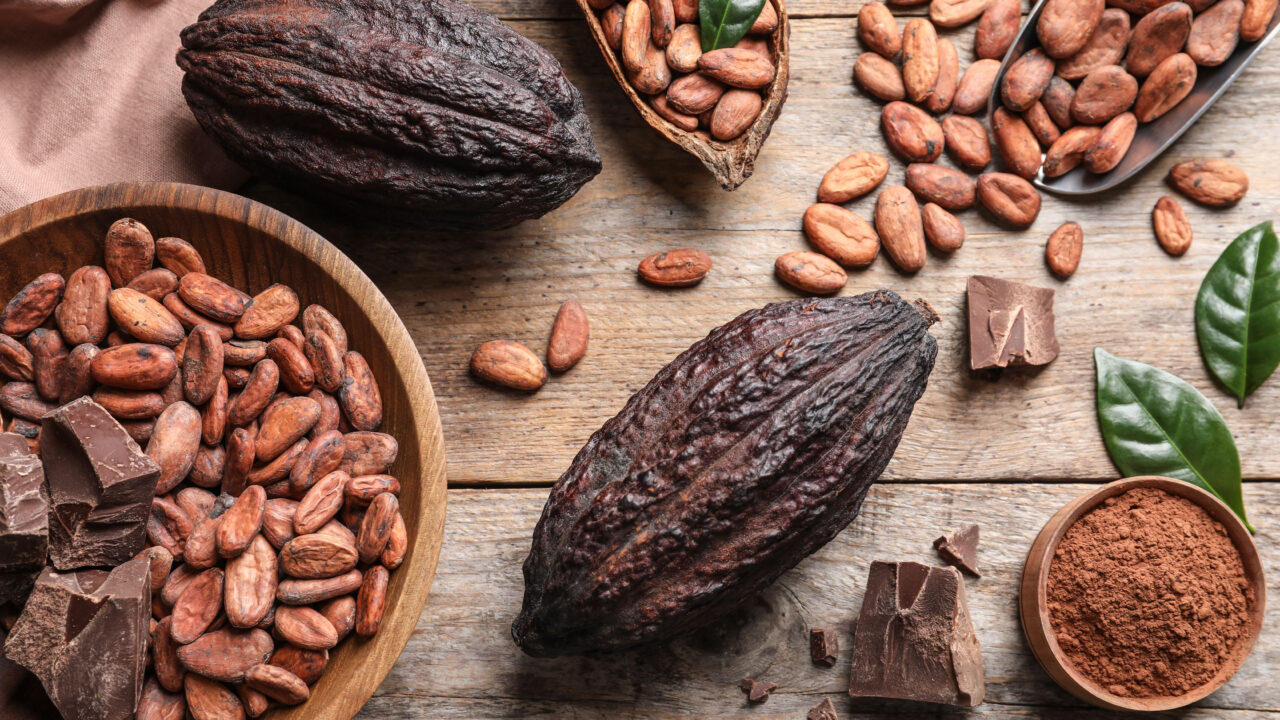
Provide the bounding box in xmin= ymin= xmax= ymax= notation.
xmin=246 ymin=0 xmax=1280 ymax=716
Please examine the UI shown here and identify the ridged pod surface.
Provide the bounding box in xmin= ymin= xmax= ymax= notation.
xmin=513 ymin=291 xmax=938 ymax=656
xmin=177 ymin=0 xmax=601 ymax=230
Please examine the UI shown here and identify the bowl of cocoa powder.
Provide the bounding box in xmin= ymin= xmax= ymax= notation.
xmin=1020 ymin=476 xmax=1265 ymax=712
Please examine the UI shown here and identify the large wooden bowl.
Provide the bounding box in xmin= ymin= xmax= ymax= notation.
xmin=0 ymin=182 xmax=448 ymax=720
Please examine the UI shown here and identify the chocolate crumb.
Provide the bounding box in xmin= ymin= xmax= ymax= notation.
xmin=738 ymin=677 xmax=776 ymax=703
xmin=934 ymin=524 xmax=981 ymax=577
xmin=807 ymin=697 xmax=839 ymax=720
xmin=809 ymin=628 xmax=839 ymax=666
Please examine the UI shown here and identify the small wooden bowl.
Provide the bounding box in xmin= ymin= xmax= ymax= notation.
xmin=1020 ymin=476 xmax=1265 ymax=712
xmin=0 ymin=182 xmax=448 ymax=720
xmin=576 ymin=0 xmax=791 ymax=190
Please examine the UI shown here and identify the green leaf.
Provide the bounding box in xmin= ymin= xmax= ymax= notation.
xmin=1195 ymin=221 xmax=1280 ymax=407
xmin=1094 ymin=348 xmax=1253 ymax=532
xmin=700 ymin=0 xmax=766 ymax=51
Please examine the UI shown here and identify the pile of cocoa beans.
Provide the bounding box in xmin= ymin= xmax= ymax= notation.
xmin=997 ymin=0 xmax=1274 ymax=180
xmin=592 ymin=0 xmax=780 ymax=141
xmin=0 ymin=218 xmax=407 ymax=719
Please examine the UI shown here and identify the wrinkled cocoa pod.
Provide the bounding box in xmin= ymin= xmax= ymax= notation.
xmin=1168 ymin=158 xmax=1248 ymax=206
xmin=513 ymin=293 xmax=937 ymax=656
xmin=178 ymin=0 xmax=600 ymax=230
xmin=1134 ymin=53 xmax=1196 ymax=122
xmin=1001 ymin=49 xmax=1055 ymax=112
xmin=1037 ymin=0 xmax=1105 ymax=58
xmin=1125 ymin=2 xmax=1193 ymax=76
xmin=992 ymin=108 xmax=1044 ymax=180
xmin=1071 ymin=64 xmax=1138 ymax=125
xmin=1152 ymin=195 xmax=1193 ymax=255
xmin=1045 ymin=222 xmax=1084 ymax=277
xmin=1085 ymin=112 xmax=1137 ymax=173
xmin=854 ymin=53 xmax=907 ymax=102
xmin=1058 ymin=8 xmax=1130 ymax=79
xmin=859 ymin=2 xmax=902 ymax=58
xmin=952 ymin=59 xmax=1000 ymax=115
xmin=905 ymin=164 xmax=976 ymax=211
xmin=803 ymin=204 xmax=880 ymax=268
xmin=976 ymin=0 xmax=1021 ymax=59
xmin=942 ymin=115 xmax=992 ymax=171
xmin=901 ymin=19 xmax=940 ymax=104
xmin=920 ymin=203 xmax=965 ymax=252
xmin=977 ymin=173 xmax=1042 ymax=227
xmin=882 ymin=101 xmax=944 ymax=162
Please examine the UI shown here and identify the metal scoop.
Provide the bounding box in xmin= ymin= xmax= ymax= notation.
xmin=987 ymin=0 xmax=1280 ymax=196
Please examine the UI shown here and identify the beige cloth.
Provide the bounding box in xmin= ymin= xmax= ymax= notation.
xmin=0 ymin=0 xmax=248 ymax=214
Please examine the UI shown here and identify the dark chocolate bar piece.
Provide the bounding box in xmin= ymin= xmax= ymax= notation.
xmin=848 ymin=561 xmax=984 ymax=707
xmin=0 ymin=433 xmax=28 ymax=458
xmin=738 ymin=677 xmax=776 ymax=703
xmin=934 ymin=524 xmax=981 ymax=577
xmin=0 ymin=449 xmax=47 ymax=572
xmin=967 ymin=276 xmax=1059 ymax=371
xmin=810 ymin=627 xmax=839 ymax=666
xmin=0 ymin=627 xmax=59 ymax=720
xmin=40 ymin=397 xmax=160 ymax=570
xmin=3 ymin=554 xmax=151 ymax=720
xmin=807 ymin=697 xmax=839 ymax=720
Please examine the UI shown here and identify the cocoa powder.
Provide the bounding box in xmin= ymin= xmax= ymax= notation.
xmin=1046 ymin=488 xmax=1254 ymax=698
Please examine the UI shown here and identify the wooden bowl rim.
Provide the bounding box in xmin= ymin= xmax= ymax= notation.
xmin=0 ymin=181 xmax=448 ymax=720
xmin=1019 ymin=476 xmax=1266 ymax=712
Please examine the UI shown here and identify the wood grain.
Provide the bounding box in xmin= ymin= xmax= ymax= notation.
xmin=357 ymin=483 xmax=1280 ymax=718
xmin=246 ymin=15 xmax=1280 ymax=486
xmin=0 ymin=183 xmax=449 ymax=720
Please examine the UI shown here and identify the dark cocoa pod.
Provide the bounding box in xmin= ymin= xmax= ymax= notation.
xmin=512 ymin=292 xmax=938 ymax=656
xmin=177 ymin=0 xmax=601 ymax=230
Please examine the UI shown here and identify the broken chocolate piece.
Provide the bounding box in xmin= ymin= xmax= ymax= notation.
xmin=807 ymin=697 xmax=839 ymax=720
xmin=934 ymin=524 xmax=981 ymax=577
xmin=738 ymin=677 xmax=777 ymax=703
xmin=4 ymin=554 xmax=151 ymax=720
xmin=40 ymin=397 xmax=160 ymax=570
xmin=848 ymin=561 xmax=985 ymax=707
xmin=810 ymin=627 xmax=839 ymax=666
xmin=967 ymin=276 xmax=1059 ymax=371
xmin=0 ymin=627 xmax=59 ymax=720
xmin=0 ymin=434 xmax=46 ymax=608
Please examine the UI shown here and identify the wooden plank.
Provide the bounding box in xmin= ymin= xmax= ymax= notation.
xmin=355 ymin=484 xmax=1280 ymax=718
xmin=469 ymin=0 xmax=924 ymax=20
xmin=246 ymin=18 xmax=1280 ymax=485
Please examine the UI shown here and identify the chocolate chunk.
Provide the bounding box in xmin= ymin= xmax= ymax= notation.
xmin=738 ymin=677 xmax=777 ymax=703
xmin=848 ymin=561 xmax=985 ymax=706
xmin=0 ymin=627 xmax=59 ymax=720
xmin=934 ymin=524 xmax=981 ymax=577
xmin=0 ymin=433 xmax=47 ymax=608
xmin=810 ymin=627 xmax=839 ymax=666
xmin=40 ymin=397 xmax=160 ymax=570
xmin=807 ymin=697 xmax=839 ymax=720
xmin=967 ymin=276 xmax=1059 ymax=371
xmin=4 ymin=554 xmax=151 ymax=720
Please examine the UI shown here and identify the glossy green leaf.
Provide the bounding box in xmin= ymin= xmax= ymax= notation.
xmin=1094 ymin=348 xmax=1253 ymax=531
xmin=1195 ymin=221 xmax=1280 ymax=407
xmin=700 ymin=0 xmax=766 ymax=51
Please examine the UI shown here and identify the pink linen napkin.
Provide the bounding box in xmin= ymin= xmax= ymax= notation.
xmin=0 ymin=0 xmax=248 ymax=214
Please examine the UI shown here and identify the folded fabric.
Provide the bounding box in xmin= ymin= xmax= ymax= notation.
xmin=0 ymin=0 xmax=248 ymax=214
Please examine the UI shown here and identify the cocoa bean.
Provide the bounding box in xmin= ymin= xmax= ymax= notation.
xmin=276 ymin=570 xmax=363 ymax=605
xmin=178 ymin=628 xmax=274 ymax=683
xmin=774 ymin=252 xmax=848 ymax=295
xmin=1042 ymin=76 xmax=1077 ymax=129
xmin=56 ymin=265 xmax=110 ymax=345
xmin=1045 ymin=222 xmax=1084 ymax=277
xmin=547 ymin=300 xmax=589 ymax=372
xmin=854 ymin=53 xmax=907 ymax=101
xmin=256 ymin=396 xmax=321 ymax=462
xmin=470 ymin=339 xmax=546 ymax=392
xmin=340 ymin=432 xmax=398 ymax=477
xmin=1037 ymin=0 xmax=1106 ymax=58
xmin=217 ymin=485 xmax=267 ymax=558
xmin=924 ymin=38 xmax=959 ymax=114
xmin=280 ymin=532 xmax=359 ymax=579
xmin=92 ymin=342 xmax=178 ymax=390
xmin=223 ymin=427 xmax=255 ymax=496
xmin=1152 ymin=195 xmax=1193 ymax=255
xmin=1023 ymin=101 xmax=1062 ymax=147
xmin=952 ymin=59 xmax=1001 ymax=115
xmin=164 ymin=293 xmax=233 ymax=339
xmin=301 ymin=305 xmax=348 ymax=355
xmin=61 ymin=343 xmax=99 ymax=404
xmin=228 ymin=359 xmax=279 ymax=426
xmin=976 ymin=0 xmax=1021 ymax=59
xmin=320 ymin=596 xmax=358 ymax=641
xmin=1084 ymin=111 xmax=1137 ymax=173
xmin=858 ymin=2 xmax=902 ymax=58
xmin=905 ymin=163 xmax=977 ymax=211
xmin=802 ymin=204 xmax=880 ymax=268
xmin=0 ymin=382 xmax=56 ymax=421
xmin=235 ymin=284 xmax=299 ymax=340
xmin=170 ymin=567 xmax=224 ymax=644
xmin=1241 ymin=0 xmax=1278 ymax=41
xmin=651 ymin=94 xmax=699 ymax=132
xmin=275 ymin=605 xmax=339 ymax=650
xmin=155 ymin=237 xmax=206 ymax=278
xmin=1167 ymin=158 xmax=1248 ymax=206
xmin=148 ymin=401 xmax=202 ymax=494
xmin=992 ymin=107 xmax=1044 ymax=180
xmin=184 ymin=674 xmax=244 ymax=720
xmin=942 ymin=115 xmax=993 ymax=171
xmin=357 ymin=492 xmax=399 ymax=563
xmin=152 ymin=617 xmax=186 ymax=692
xmin=0 ymin=333 xmax=34 ymax=381
xmin=637 ymin=248 xmax=713 ymax=287
xmin=267 ymin=337 xmax=315 ymax=394
xmin=245 ymin=663 xmax=309 ymax=705
xmin=666 ymin=23 xmax=702 ymax=72
xmin=356 ymin=565 xmax=390 ymax=637
xmin=902 ymin=19 xmax=940 ymax=104
xmin=339 ymin=350 xmax=382 ymax=431
xmin=224 ymin=340 xmax=267 ymax=367
xmin=881 ymin=101 xmax=945 ymax=162
xmin=650 ymin=0 xmax=675 ymax=47
xmin=295 ymin=470 xmax=349 ymax=534
xmin=1125 ymin=2 xmax=1193 ymax=77
xmin=1058 ymin=9 xmax=1131 ymax=80
xmin=104 ymin=218 xmax=155 ymax=288
xmin=1044 ymin=125 xmax=1103 ymax=177
xmin=1 ymin=273 xmax=64 ymax=337
xmin=1134 ymin=53 xmax=1196 ymax=122
xmin=27 ymin=328 xmax=67 ymax=401
xmin=225 ymin=534 xmax=278 ymax=628
xmin=630 ymin=43 xmax=672 ymax=94
xmin=128 ymin=268 xmax=180 ymax=301
xmin=698 ymin=48 xmax=775 ymax=89
xmin=138 ymin=676 xmax=186 ymax=720
xmin=92 ymin=387 xmax=166 ymax=419
xmin=108 ymin=288 xmax=185 ymax=346
xmin=874 ymin=186 xmax=927 ymax=273
xmin=248 ymin=437 xmax=308 ymax=487
xmin=931 ymin=0 xmax=994 ymax=27
xmin=185 ymin=517 xmax=221 ymax=570
xmin=1071 ymin=64 xmax=1138 ymax=124
xmin=817 ymin=152 xmax=890 ymax=203
xmin=920 ymin=203 xmax=965 ymax=252
xmin=178 ymin=273 xmax=250 ymax=323
xmin=1187 ymin=0 xmax=1243 ymax=66
xmin=262 ymin=498 xmax=299 ymax=549
xmin=381 ymin=511 xmax=408 ymax=570
xmin=1001 ymin=49 xmax=1056 ymax=111
xmin=977 ymin=173 xmax=1042 ymax=227
xmin=269 ymin=646 xmax=329 ymax=684
xmin=710 ymin=89 xmax=762 ymax=141
xmin=289 ymin=430 xmax=345 ymax=492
